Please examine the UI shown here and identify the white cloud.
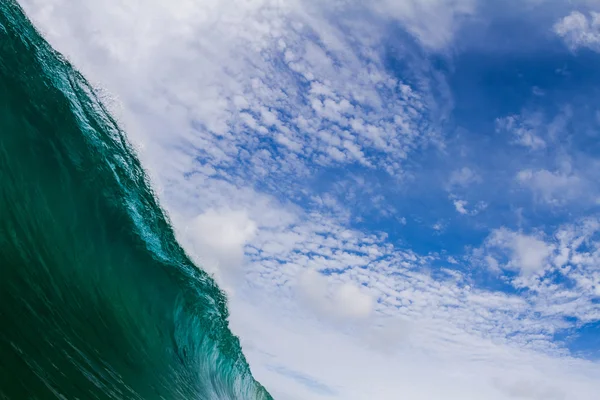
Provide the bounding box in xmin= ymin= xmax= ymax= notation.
xmin=517 ymin=168 xmax=582 ymax=206
xmin=454 ymin=199 xmax=469 ymax=214
xmin=297 ymin=269 xmax=374 ymax=320
xmin=493 ymin=378 xmax=566 ymax=400
xmin=554 ymin=11 xmax=600 ymax=52
xmin=496 ymin=113 xmax=546 ymax=150
xmin=372 ymin=0 xmax=476 ymax=50
xmin=182 ymin=208 xmax=257 ymax=282
xmin=451 ymin=197 xmax=487 ymax=216
xmin=449 ymin=167 xmax=481 ymax=188
xmin=496 ymin=107 xmax=572 ymax=152
xmin=231 ymin=294 xmax=600 ymax=400
xmin=483 ymin=228 xmax=554 ymax=275
xmin=433 ymin=221 xmax=446 ymax=231
xmin=21 ymin=0 xmax=448 ymax=186
xmin=475 ymin=219 xmax=600 ymax=326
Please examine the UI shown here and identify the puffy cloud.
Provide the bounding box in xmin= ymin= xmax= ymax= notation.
xmin=452 ymin=198 xmax=487 ymax=216
xmin=454 ymin=199 xmax=469 ymax=214
xmin=182 ymin=208 xmax=257 ymax=283
xmin=554 ymin=11 xmax=600 ymax=52
xmin=297 ymin=269 xmax=374 ymax=320
xmin=484 ymin=228 xmax=554 ymax=275
xmin=517 ymin=168 xmax=582 ymax=206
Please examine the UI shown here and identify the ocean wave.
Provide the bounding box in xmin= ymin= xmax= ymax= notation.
xmin=0 ymin=2 xmax=272 ymax=399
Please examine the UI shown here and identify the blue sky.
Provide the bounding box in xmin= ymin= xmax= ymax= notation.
xmin=20 ymin=0 xmax=600 ymax=398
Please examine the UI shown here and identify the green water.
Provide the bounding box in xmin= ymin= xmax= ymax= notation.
xmin=0 ymin=2 xmax=272 ymax=399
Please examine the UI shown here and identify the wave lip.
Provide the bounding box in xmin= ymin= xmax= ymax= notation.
xmin=0 ymin=2 xmax=272 ymax=399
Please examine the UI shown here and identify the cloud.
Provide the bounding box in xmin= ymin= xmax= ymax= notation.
xmin=433 ymin=221 xmax=446 ymax=231
xmin=517 ymin=168 xmax=582 ymax=206
xmin=496 ymin=107 xmax=572 ymax=153
xmin=183 ymin=208 xmax=257 ymax=277
xmin=232 ymin=295 xmax=600 ymax=400
xmin=297 ymin=269 xmax=374 ymax=320
xmin=21 ymin=0 xmax=450 ymax=188
xmin=454 ymin=199 xmax=470 ymax=214
xmin=474 ymin=218 xmax=600 ymax=319
xmin=554 ymin=11 xmax=600 ymax=52
xmin=483 ymin=228 xmax=554 ymax=275
xmin=232 ymin=212 xmax=600 ymax=399
xmin=493 ymin=378 xmax=566 ymax=400
xmin=496 ymin=113 xmax=546 ymax=150
xmin=372 ymin=0 xmax=476 ymax=50
xmin=452 ymin=198 xmax=487 ymax=216
xmin=449 ymin=167 xmax=481 ymax=188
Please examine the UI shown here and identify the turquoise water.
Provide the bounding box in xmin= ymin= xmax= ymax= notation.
xmin=0 ymin=2 xmax=272 ymax=399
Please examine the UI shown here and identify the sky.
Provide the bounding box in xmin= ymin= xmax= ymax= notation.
xmin=18 ymin=0 xmax=600 ymax=398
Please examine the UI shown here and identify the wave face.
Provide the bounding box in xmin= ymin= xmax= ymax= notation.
xmin=0 ymin=2 xmax=272 ymax=399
